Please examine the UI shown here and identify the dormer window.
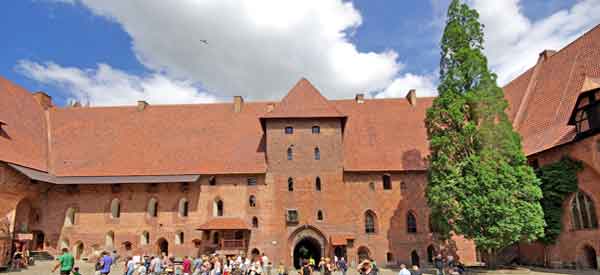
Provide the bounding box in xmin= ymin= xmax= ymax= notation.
xmin=285 ymin=126 xmax=294 ymax=134
xmin=568 ymin=88 xmax=600 ymax=138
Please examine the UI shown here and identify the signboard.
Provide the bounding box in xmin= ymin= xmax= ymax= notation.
xmin=16 ymin=233 xmax=33 ymax=240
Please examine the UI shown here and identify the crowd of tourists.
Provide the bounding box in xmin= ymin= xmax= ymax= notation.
xmin=50 ymin=248 xmax=466 ymax=275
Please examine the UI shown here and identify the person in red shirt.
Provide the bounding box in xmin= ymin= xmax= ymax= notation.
xmin=183 ymin=256 xmax=193 ymax=275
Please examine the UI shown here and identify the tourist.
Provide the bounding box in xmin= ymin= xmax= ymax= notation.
xmin=300 ymin=260 xmax=312 ymax=275
xmin=323 ymin=258 xmax=333 ymax=275
xmin=51 ymin=248 xmax=74 ymax=275
xmin=143 ymin=256 xmax=151 ymax=271
xmin=150 ymin=255 xmax=163 ymax=275
xmin=214 ymin=256 xmax=223 ymax=275
xmin=276 ymin=261 xmax=287 ymax=275
xmin=318 ymin=257 xmax=325 ymax=274
xmin=410 ymin=265 xmax=422 ymax=275
xmin=126 ymin=256 xmax=136 ymax=275
xmin=111 ymin=250 xmax=119 ymax=263
xmin=95 ymin=256 xmax=103 ymax=275
xmin=357 ymin=260 xmax=374 ymax=275
xmin=12 ymin=246 xmax=23 ymax=271
xmin=336 ymin=257 xmax=347 ymax=275
xmin=433 ymin=254 xmax=444 ymax=275
xmin=183 ymin=256 xmax=193 ymax=275
xmin=100 ymin=251 xmax=114 ymax=275
xmin=193 ymin=256 xmax=203 ymax=275
xmin=73 ymin=266 xmax=82 ymax=275
xmin=399 ymin=264 xmax=411 ymax=275
xmin=137 ymin=262 xmax=148 ymax=275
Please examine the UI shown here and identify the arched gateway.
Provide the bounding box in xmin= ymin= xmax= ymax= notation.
xmin=289 ymin=225 xmax=326 ymax=269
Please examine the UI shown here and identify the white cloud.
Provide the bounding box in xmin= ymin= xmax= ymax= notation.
xmin=375 ymin=73 xmax=437 ymax=98
xmin=16 ymin=60 xmax=218 ymax=106
xmin=471 ymin=0 xmax=600 ymax=85
xmin=28 ymin=0 xmax=429 ymax=104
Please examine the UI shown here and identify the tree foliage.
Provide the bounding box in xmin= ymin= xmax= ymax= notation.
xmin=536 ymin=157 xmax=582 ymax=244
xmin=425 ymin=0 xmax=545 ymax=256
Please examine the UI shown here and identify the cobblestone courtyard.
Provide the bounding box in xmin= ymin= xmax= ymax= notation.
xmin=3 ymin=260 xmax=599 ymax=275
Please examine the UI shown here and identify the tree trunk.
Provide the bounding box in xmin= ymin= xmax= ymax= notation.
xmin=487 ymin=248 xmax=497 ymax=269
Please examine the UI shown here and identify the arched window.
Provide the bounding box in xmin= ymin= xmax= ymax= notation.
xmin=64 ymin=207 xmax=76 ymax=226
xmin=252 ymin=217 xmax=259 ymax=228
xmin=315 ymin=177 xmax=322 ymax=191
xmin=287 ymin=146 xmax=293 ymax=160
xmin=141 ymin=231 xmax=150 ymax=246
xmin=288 ymin=177 xmax=294 ymax=192
xmin=369 ymin=182 xmax=375 ymax=191
xmin=572 ymin=190 xmax=598 ymax=230
xmin=105 ymin=231 xmax=115 ymax=248
xmin=407 ymin=211 xmax=417 ymax=233
xmin=285 ymin=126 xmax=294 ymax=134
xmin=312 ymin=126 xmax=320 ymax=134
xmin=383 ymin=174 xmax=391 ymax=190
xmin=214 ymin=199 xmax=224 ymax=217
xmin=317 ymin=210 xmax=324 ymax=221
xmin=249 ymin=195 xmax=257 ymax=207
xmin=365 ymin=210 xmax=377 ymax=234
xmin=110 ymin=199 xmax=120 ymax=219
xmin=179 ymin=198 xmax=189 ymax=218
xmin=175 ymin=231 xmax=184 ymax=245
xmin=147 ymin=198 xmax=158 ymax=217
xmin=314 ymin=147 xmax=320 ymax=160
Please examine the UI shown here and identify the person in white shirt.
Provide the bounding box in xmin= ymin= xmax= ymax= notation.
xmin=399 ymin=264 xmax=411 ymax=275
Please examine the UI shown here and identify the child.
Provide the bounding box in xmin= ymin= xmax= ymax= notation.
xmin=73 ymin=266 xmax=82 ymax=275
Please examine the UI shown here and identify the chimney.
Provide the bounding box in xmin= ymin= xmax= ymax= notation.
xmin=32 ymin=92 xmax=53 ymax=110
xmin=234 ymin=96 xmax=244 ymax=113
xmin=137 ymin=100 xmax=149 ymax=111
xmin=406 ymin=89 xmax=417 ymax=106
xmin=355 ymin=93 xmax=365 ymax=104
xmin=538 ymin=49 xmax=556 ymax=62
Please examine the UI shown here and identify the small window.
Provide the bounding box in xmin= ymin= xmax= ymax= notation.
xmin=383 ymin=174 xmax=391 ymax=190
xmin=315 ymin=177 xmax=322 ymax=191
xmin=387 ymin=252 xmax=393 ymax=263
xmin=312 ymin=126 xmax=320 ymax=134
xmin=407 ymin=212 xmax=417 ymax=233
xmin=287 ymin=146 xmax=293 ymax=160
xmin=369 ymin=182 xmax=375 ymax=191
xmin=64 ymin=207 xmax=76 ymax=226
xmin=141 ymin=231 xmax=150 ymax=246
xmin=247 ymin=177 xmax=257 ymax=186
xmin=147 ymin=198 xmax=158 ymax=217
xmin=287 ymin=209 xmax=299 ymax=223
xmin=110 ymin=199 xmax=121 ymax=219
xmin=252 ymin=217 xmax=259 ymax=228
xmin=176 ymin=231 xmax=184 ymax=245
xmin=365 ymin=210 xmax=377 ymax=234
xmin=317 ymin=210 xmax=323 ymax=221
xmin=214 ymin=199 xmax=224 ymax=217
xmin=209 ymin=176 xmax=216 ymax=186
xmin=314 ymin=147 xmax=320 ymax=160
xmin=179 ymin=198 xmax=189 ymax=217
xmin=285 ymin=127 xmax=294 ymax=134
xmin=249 ymin=195 xmax=256 ymax=207
xmin=288 ymin=177 xmax=294 ymax=192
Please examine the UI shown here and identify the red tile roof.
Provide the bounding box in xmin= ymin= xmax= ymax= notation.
xmin=503 ymin=24 xmax=600 ymax=155
xmin=197 ymin=217 xmax=250 ymax=230
xmin=0 ymin=77 xmax=48 ymax=171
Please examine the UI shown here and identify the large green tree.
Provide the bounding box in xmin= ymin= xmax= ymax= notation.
xmin=425 ymin=0 xmax=545 ymax=267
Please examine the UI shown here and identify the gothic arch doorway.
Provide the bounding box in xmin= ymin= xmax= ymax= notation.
xmin=73 ymin=241 xmax=84 ymax=260
xmin=411 ymin=250 xmax=420 ymax=267
xmin=583 ymin=245 xmax=598 ymax=269
xmin=157 ymin=238 xmax=169 ymax=256
xmin=289 ymin=225 xmax=326 ymax=269
xmin=427 ymin=245 xmax=435 ymax=263
xmin=293 ymin=237 xmax=322 ymax=269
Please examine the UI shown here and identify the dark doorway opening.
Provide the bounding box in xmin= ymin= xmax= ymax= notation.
xmin=157 ymin=238 xmax=169 ymax=256
xmin=427 ymin=245 xmax=435 ymax=263
xmin=74 ymin=242 xmax=84 ymax=260
xmin=334 ymin=246 xmax=347 ymax=260
xmin=583 ymin=245 xmax=598 ymax=269
xmin=411 ymin=250 xmax=420 ymax=267
xmin=293 ymin=237 xmax=322 ymax=269
xmin=32 ymin=231 xmax=45 ymax=251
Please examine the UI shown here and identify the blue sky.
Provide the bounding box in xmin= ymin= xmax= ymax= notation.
xmin=0 ymin=0 xmax=598 ymax=106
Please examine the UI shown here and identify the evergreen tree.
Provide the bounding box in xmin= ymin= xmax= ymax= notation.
xmin=425 ymin=0 xmax=545 ymax=267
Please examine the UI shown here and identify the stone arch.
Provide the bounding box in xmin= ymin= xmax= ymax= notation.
xmin=14 ymin=198 xmax=32 ymax=233
xmin=581 ymin=244 xmax=598 ymax=269
xmin=289 ymin=225 xmax=327 ymax=268
xmin=156 ymin=237 xmax=168 ymax=256
xmin=105 ymin=231 xmax=115 ymax=249
xmin=73 ymin=241 xmax=84 ymax=260
xmin=110 ymin=198 xmax=120 ymax=219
